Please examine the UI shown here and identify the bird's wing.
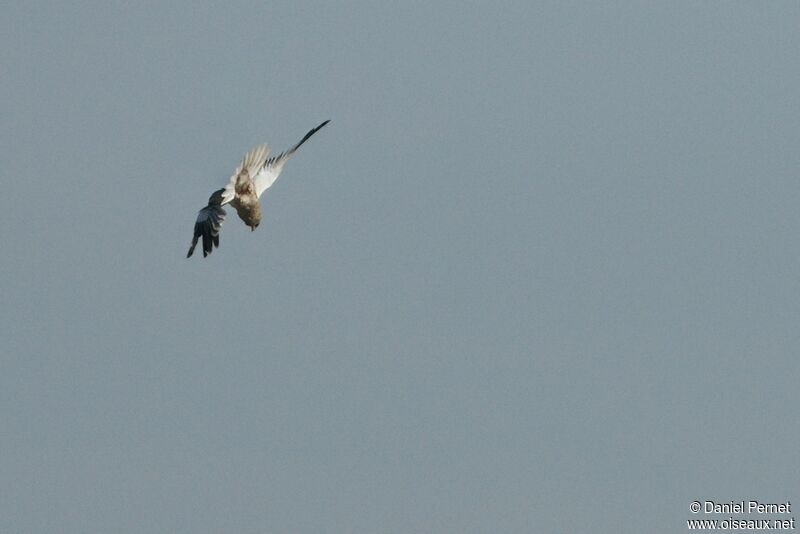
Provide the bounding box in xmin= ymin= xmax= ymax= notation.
xmin=187 ymin=189 xmax=227 ymax=258
xmin=254 ymin=120 xmax=330 ymax=198
xmin=222 ymin=143 xmax=271 ymax=203
xmin=252 ymin=157 xmax=285 ymax=198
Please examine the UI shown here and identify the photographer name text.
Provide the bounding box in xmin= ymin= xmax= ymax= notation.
xmin=702 ymin=501 xmax=792 ymax=514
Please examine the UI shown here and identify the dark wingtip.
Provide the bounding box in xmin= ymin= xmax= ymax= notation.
xmin=286 ymin=120 xmax=332 ymax=156
xmin=188 ymin=203 xmax=226 ymax=259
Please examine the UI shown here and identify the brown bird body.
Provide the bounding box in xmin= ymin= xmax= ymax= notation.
xmin=230 ymin=169 xmax=262 ymax=230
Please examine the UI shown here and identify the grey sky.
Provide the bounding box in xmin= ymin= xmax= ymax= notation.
xmin=2 ymin=2 xmax=799 ymax=532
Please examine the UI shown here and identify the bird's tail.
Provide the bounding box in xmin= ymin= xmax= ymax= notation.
xmin=284 ymin=120 xmax=330 ymax=158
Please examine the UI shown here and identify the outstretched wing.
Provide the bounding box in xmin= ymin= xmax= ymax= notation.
xmin=187 ymin=189 xmax=227 ymax=258
xmin=254 ymin=120 xmax=330 ymax=198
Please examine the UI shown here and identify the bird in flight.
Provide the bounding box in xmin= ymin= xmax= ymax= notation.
xmin=187 ymin=120 xmax=330 ymax=258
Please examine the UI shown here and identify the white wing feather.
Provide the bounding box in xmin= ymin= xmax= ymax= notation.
xmin=254 ymin=157 xmax=287 ymax=198
xmin=221 ymin=143 xmax=271 ymax=203
xmin=253 ymin=120 xmax=330 ymax=197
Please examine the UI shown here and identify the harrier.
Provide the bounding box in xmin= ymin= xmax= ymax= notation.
xmin=187 ymin=120 xmax=329 ymax=258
